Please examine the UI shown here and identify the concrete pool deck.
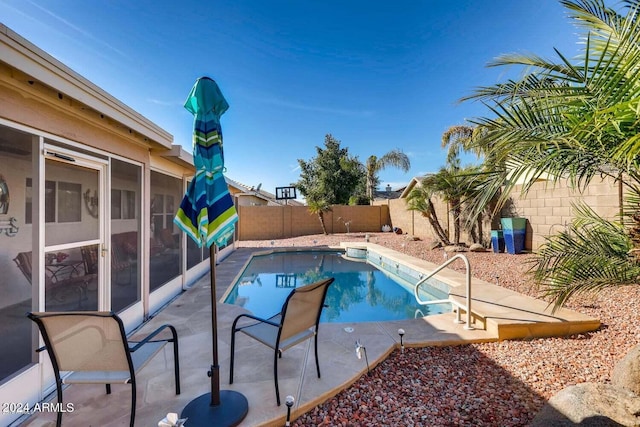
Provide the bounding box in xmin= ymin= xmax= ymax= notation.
xmin=21 ymin=244 xmax=600 ymax=427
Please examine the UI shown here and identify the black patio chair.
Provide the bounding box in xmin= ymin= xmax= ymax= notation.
xmin=229 ymin=277 xmax=334 ymax=405
xmin=27 ymin=311 xmax=180 ymax=427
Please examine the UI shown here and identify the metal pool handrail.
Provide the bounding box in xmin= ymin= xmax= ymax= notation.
xmin=413 ymin=253 xmax=474 ymax=330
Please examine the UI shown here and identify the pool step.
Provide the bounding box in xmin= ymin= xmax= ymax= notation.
xmin=449 ymin=299 xmax=487 ymax=331
xmin=448 ymin=283 xmax=600 ymax=340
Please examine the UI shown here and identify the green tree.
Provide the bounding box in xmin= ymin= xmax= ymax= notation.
xmin=462 ymin=0 xmax=640 ymax=309
xmin=295 ymin=134 xmax=364 ymax=205
xmin=364 ymin=149 xmax=411 ymax=202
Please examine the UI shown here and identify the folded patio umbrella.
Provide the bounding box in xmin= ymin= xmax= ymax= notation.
xmin=174 ymin=77 xmax=237 ymax=248
xmin=175 ymin=77 xmax=247 ymax=426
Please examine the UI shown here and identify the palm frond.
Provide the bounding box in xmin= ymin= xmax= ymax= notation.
xmin=532 ymin=202 xmax=640 ymax=312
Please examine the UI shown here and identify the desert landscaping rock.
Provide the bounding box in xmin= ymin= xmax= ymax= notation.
xmin=531 ymin=383 xmax=640 ymax=426
xmin=469 ymin=243 xmax=486 ymax=252
xmin=612 ymin=343 xmax=640 ymax=395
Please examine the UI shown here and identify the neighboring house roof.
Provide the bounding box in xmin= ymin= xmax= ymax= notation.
xmin=400 ymin=175 xmax=431 ymax=198
xmin=373 ymin=185 xmax=405 ymax=201
xmin=225 ymin=177 xmax=304 ymax=206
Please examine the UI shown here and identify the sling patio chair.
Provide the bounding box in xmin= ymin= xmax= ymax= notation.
xmin=229 ymin=277 xmax=334 ymax=406
xmin=27 ymin=311 xmax=180 ymax=427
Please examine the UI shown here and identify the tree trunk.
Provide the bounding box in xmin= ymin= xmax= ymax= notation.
xmin=366 ymin=177 xmax=375 ymax=201
xmin=477 ymin=216 xmax=484 ymax=246
xmin=629 ymin=210 xmax=640 ymax=261
xmin=453 ymin=212 xmax=461 ymax=245
xmin=318 ymin=212 xmax=328 ymax=235
xmin=423 ymin=199 xmax=451 ymax=245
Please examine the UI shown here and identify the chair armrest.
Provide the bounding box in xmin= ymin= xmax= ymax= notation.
xmin=129 ymin=324 xmax=178 ymax=353
xmin=232 ymin=313 xmax=280 ymax=330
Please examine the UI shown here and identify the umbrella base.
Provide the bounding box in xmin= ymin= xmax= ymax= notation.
xmin=181 ymin=390 xmax=248 ymax=426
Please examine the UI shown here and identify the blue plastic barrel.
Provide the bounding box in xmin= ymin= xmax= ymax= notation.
xmin=501 ymin=218 xmax=527 ymax=254
xmin=490 ymin=230 xmax=504 ymax=253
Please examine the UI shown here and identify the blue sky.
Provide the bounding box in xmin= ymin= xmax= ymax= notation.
xmin=0 ymin=0 xmax=581 ymax=198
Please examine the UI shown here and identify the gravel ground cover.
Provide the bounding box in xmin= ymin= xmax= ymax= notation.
xmin=238 ymin=233 xmax=640 ymax=426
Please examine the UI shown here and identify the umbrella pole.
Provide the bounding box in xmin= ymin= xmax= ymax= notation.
xmin=180 ymin=244 xmax=248 ymax=426
xmin=210 ymin=244 xmax=221 ymax=405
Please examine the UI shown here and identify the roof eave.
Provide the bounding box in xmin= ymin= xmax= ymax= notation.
xmin=0 ymin=23 xmax=173 ymax=149
xmin=160 ymin=144 xmax=194 ymax=169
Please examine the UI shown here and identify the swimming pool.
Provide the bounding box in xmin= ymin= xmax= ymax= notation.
xmin=223 ymin=250 xmax=451 ymax=323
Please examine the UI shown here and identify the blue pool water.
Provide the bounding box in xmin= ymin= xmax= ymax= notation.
xmin=223 ymin=251 xmax=450 ymax=323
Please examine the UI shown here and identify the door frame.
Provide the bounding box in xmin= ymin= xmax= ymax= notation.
xmin=42 ymin=144 xmax=110 ymax=311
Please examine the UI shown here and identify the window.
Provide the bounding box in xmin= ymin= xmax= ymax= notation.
xmin=111 ymin=189 xmax=136 ymax=220
xmin=25 ymin=178 xmax=57 ymax=224
xmin=111 ymin=189 xmax=122 ymax=219
xmin=123 ymin=190 xmax=135 ymax=219
xmin=57 ymin=182 xmax=81 ymax=222
xmin=149 ymin=171 xmax=182 ymax=291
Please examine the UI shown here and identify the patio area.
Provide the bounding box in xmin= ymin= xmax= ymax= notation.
xmin=20 ymin=244 xmax=599 ymax=427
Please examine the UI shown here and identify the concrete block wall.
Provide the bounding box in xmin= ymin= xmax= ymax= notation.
xmin=238 ymin=206 xmax=286 ymax=239
xmin=379 ymin=198 xmax=441 ymax=240
xmin=237 ymin=177 xmax=621 ymax=251
xmin=379 ymin=197 xmax=488 ymax=246
xmin=237 ymin=204 xmax=389 ymax=240
xmin=372 ymin=176 xmax=621 ymax=251
xmin=506 ymin=176 xmax=620 ymax=250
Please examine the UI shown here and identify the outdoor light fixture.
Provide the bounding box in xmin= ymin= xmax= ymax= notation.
xmin=398 ymin=328 xmax=405 ymax=353
xmin=285 ymin=395 xmax=295 ymax=426
xmin=355 ymin=340 xmax=370 ymax=374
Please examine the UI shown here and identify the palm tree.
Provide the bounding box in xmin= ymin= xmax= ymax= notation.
xmin=307 ymin=198 xmax=331 ymax=235
xmin=462 ymin=0 xmax=640 ymax=308
xmin=406 ymin=177 xmax=451 ymax=246
xmin=533 ymin=203 xmax=640 ymax=311
xmin=440 ymin=125 xmax=492 ymax=244
xmin=441 ymin=125 xmax=482 ymax=166
xmin=365 ymin=149 xmax=410 ymax=202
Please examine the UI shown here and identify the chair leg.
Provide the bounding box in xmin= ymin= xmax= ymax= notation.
xmin=273 ymin=349 xmax=281 ymax=406
xmin=314 ymin=332 xmax=321 ymax=378
xmin=165 ymin=325 xmax=181 ymax=395
xmin=55 ymin=378 xmax=63 ymax=427
xmin=229 ymin=327 xmax=236 ymax=384
xmin=130 ymin=379 xmax=136 ymax=427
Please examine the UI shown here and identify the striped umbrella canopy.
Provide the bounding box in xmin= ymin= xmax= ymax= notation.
xmin=174 ymin=77 xmax=238 ymax=248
